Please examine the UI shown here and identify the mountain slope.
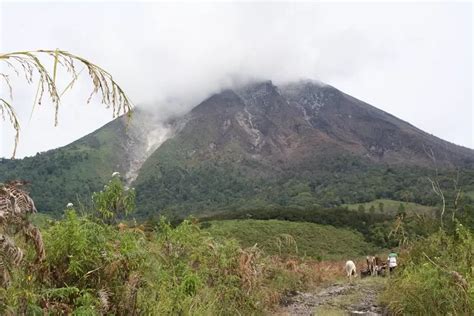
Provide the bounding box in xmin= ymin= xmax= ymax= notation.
xmin=0 ymin=110 xmax=168 ymax=214
xmin=0 ymin=118 xmax=132 ymax=213
xmin=133 ymin=80 xmax=474 ymax=216
xmin=1 ymin=80 xmax=473 ymax=216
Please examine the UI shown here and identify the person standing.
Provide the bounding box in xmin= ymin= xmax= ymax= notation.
xmin=387 ymin=251 xmax=398 ymax=274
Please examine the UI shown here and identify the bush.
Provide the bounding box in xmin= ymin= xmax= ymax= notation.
xmin=381 ymin=223 xmax=473 ymax=315
xmin=0 ymin=175 xmax=343 ymax=314
xmin=0 ymin=209 xmax=148 ymax=314
xmin=2 ymin=212 xmax=313 ymax=314
xmin=137 ymin=219 xmax=267 ymax=314
xmin=92 ymin=173 xmax=135 ymax=223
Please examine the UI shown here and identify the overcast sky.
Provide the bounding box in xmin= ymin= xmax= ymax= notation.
xmin=0 ymin=1 xmax=472 ymax=158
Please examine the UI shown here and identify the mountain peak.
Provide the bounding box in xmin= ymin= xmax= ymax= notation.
xmin=234 ymin=80 xmax=279 ymax=106
xmin=3 ymin=79 xmax=473 ymax=215
xmin=179 ymin=79 xmax=474 ymax=167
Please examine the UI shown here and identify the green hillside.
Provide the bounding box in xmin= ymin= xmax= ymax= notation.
xmin=132 ymin=117 xmax=449 ymax=217
xmin=343 ymin=199 xmax=436 ymax=215
xmin=0 ymin=118 xmax=129 ymax=215
xmin=132 ymin=81 xmax=474 ymax=217
xmin=205 ymin=219 xmax=377 ymax=260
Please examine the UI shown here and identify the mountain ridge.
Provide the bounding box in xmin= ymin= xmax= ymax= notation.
xmin=132 ymin=80 xmax=474 ymax=216
xmin=1 ymin=79 xmax=473 ymax=215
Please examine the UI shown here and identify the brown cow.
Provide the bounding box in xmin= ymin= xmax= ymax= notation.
xmin=366 ymin=256 xmax=376 ymax=276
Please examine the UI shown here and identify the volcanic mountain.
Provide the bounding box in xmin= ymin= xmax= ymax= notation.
xmin=1 ymin=80 xmax=473 ymax=216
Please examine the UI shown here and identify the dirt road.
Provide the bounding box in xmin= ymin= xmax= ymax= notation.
xmin=276 ymin=277 xmax=387 ymax=316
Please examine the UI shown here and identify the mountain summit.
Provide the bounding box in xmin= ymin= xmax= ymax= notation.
xmin=1 ymin=80 xmax=473 ymax=215
xmin=172 ymin=80 xmax=472 ymax=166
xmin=133 ymin=80 xmax=474 ymax=216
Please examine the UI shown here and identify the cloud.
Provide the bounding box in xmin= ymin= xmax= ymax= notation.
xmin=0 ymin=1 xmax=472 ymax=157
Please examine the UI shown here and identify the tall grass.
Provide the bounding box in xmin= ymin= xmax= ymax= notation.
xmin=0 ymin=211 xmax=327 ymax=314
xmin=380 ymin=223 xmax=473 ymax=315
xmin=0 ymin=50 xmax=133 ymax=157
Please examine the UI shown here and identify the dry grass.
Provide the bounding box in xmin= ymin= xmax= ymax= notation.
xmin=238 ymin=245 xmax=263 ymax=294
xmin=22 ymin=223 xmax=46 ymax=264
xmin=0 ymin=181 xmax=45 ymax=287
xmin=0 ymin=49 xmax=133 ymax=157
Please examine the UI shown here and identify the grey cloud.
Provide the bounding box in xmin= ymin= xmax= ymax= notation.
xmin=0 ymin=2 xmax=472 ymax=157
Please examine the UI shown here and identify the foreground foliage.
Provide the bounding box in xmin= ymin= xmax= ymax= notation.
xmin=0 ymin=211 xmax=319 ymax=314
xmin=0 ymin=175 xmax=319 ymax=314
xmin=381 ymin=224 xmax=473 ymax=315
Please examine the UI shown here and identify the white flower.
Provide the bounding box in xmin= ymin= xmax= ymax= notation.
xmin=112 ymin=172 xmax=120 ymax=177
xmin=66 ymin=203 xmax=74 ymax=208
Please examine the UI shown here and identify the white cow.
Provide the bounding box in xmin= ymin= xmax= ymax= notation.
xmin=345 ymin=260 xmax=357 ymax=283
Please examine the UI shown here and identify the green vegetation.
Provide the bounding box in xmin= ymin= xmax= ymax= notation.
xmin=1 ymin=150 xmax=472 ymax=314
xmin=344 ymin=199 xmax=436 ymax=216
xmin=200 ymin=206 xmax=435 ymax=249
xmin=381 ymin=224 xmax=473 ymax=315
xmin=205 ymin=219 xmax=376 ymax=260
xmin=378 ymin=170 xmax=474 ymax=314
xmin=92 ymin=173 xmax=136 ymax=223
xmin=135 ymin=147 xmax=474 ymax=218
xmin=0 ymin=119 xmax=130 ymax=216
xmin=1 ymin=211 xmax=281 ymax=314
xmin=0 ymin=176 xmax=318 ymax=314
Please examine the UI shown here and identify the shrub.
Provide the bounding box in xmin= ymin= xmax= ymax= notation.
xmin=92 ymin=173 xmax=135 ymax=223
xmin=381 ymin=223 xmax=473 ymax=315
xmin=0 ymin=177 xmax=329 ymax=314
xmin=137 ymin=218 xmax=267 ymax=315
xmin=0 ymin=209 xmax=149 ymax=314
xmin=3 ymin=213 xmax=313 ymax=314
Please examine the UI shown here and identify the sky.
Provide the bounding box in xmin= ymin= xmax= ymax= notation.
xmin=0 ymin=1 xmax=473 ymax=158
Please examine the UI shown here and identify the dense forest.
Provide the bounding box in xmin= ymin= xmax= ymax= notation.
xmin=4 ymin=144 xmax=473 ymax=220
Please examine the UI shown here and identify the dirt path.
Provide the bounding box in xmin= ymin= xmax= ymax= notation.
xmin=276 ymin=278 xmax=387 ymax=316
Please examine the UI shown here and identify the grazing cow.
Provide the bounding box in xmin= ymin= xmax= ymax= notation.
xmin=345 ymin=260 xmax=357 ymax=283
xmin=366 ymin=256 xmax=376 ymax=276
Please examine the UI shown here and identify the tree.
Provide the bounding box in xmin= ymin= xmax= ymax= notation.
xmin=369 ymin=205 xmax=376 ymax=214
xmin=92 ymin=172 xmax=136 ymax=224
xmin=424 ymin=146 xmax=465 ymax=227
xmin=398 ymin=203 xmax=405 ymax=214
xmin=378 ymin=202 xmax=384 ymax=213
xmin=1 ymin=50 xmax=133 ymax=158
